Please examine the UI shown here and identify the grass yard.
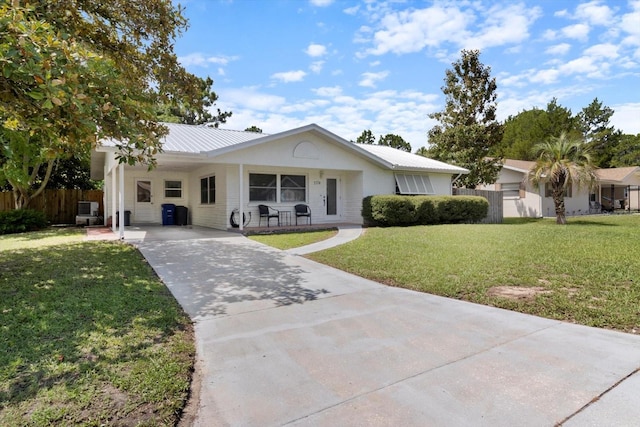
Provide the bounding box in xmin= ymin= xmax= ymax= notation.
xmin=248 ymin=229 xmax=338 ymax=250
xmin=0 ymin=228 xmax=194 ymax=426
xmin=308 ymin=215 xmax=640 ymax=334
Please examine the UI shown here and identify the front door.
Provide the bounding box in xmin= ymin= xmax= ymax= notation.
xmin=134 ymin=179 xmax=154 ymax=223
xmin=325 ymin=177 xmax=340 ymax=219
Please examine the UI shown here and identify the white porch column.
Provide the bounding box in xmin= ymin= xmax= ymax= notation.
xmin=239 ymin=163 xmax=244 ymax=231
xmin=118 ymin=162 xmax=125 ymax=239
xmin=111 ymin=164 xmax=117 ymax=232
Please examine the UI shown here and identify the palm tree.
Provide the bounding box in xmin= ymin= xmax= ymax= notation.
xmin=529 ymin=133 xmax=596 ymax=224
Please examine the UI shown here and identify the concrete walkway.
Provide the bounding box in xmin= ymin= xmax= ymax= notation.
xmin=118 ymin=226 xmax=640 ymax=426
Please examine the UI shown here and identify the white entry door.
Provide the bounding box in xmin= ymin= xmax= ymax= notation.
xmin=134 ymin=179 xmax=155 ymax=223
xmin=325 ymin=177 xmax=341 ymax=220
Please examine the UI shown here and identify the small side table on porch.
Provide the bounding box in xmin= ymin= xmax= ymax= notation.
xmin=279 ymin=210 xmax=291 ymax=226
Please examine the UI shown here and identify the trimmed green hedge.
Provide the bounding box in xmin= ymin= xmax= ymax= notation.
xmin=0 ymin=209 xmax=48 ymax=234
xmin=362 ymin=195 xmax=488 ymax=226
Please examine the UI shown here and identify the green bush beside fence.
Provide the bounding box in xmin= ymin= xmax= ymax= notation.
xmin=0 ymin=209 xmax=48 ymax=234
xmin=362 ymin=195 xmax=488 ymax=226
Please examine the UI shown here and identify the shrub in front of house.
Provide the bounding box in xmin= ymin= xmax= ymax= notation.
xmin=362 ymin=195 xmax=488 ymax=226
xmin=0 ymin=209 xmax=48 ymax=234
xmin=362 ymin=195 xmax=417 ymax=226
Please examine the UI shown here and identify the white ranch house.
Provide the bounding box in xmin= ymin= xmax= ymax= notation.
xmin=91 ymin=123 xmax=468 ymax=237
xmin=479 ymin=159 xmax=640 ymax=218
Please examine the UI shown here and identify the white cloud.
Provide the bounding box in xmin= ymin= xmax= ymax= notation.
xmin=545 ymin=43 xmax=571 ymax=55
xmin=178 ymin=53 xmax=238 ymax=68
xmin=220 ymin=87 xmax=286 ymax=112
xmin=271 ymin=70 xmax=307 ymax=83
xmin=313 ymin=86 xmax=342 ymax=97
xmin=574 ymin=1 xmax=615 ymax=26
xmin=309 ymin=61 xmax=324 ymax=73
xmin=461 ymin=4 xmax=542 ymax=50
xmin=309 ymin=0 xmax=333 ymax=6
xmin=305 ymin=43 xmax=327 ymax=57
xmin=529 ymin=68 xmax=561 ymax=84
xmin=363 ymin=6 xmax=473 ymax=55
xmin=610 ymin=102 xmax=640 ymax=134
xmin=343 ymin=5 xmax=360 ymax=15
xmin=561 ymin=23 xmax=590 ymax=41
xmin=559 ymin=56 xmax=600 ymax=76
xmin=358 ymin=71 xmax=389 ymax=88
xmin=584 ymin=43 xmax=619 ymax=59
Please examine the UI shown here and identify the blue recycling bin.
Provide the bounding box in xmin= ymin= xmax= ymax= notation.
xmin=161 ymin=203 xmax=175 ymax=225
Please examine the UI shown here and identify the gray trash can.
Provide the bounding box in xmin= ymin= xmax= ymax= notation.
xmin=116 ymin=210 xmax=131 ymax=226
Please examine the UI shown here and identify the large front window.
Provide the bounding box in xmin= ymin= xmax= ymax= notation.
xmin=249 ymin=173 xmax=306 ymax=202
xmin=249 ymin=173 xmax=277 ymax=202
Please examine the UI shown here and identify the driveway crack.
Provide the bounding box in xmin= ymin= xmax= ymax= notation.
xmin=555 ymin=367 xmax=640 ymax=426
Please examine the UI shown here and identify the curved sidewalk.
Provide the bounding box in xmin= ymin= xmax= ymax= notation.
xmin=285 ymin=225 xmax=363 ymax=255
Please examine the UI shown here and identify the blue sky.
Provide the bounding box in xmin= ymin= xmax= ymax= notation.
xmin=175 ymin=0 xmax=640 ymax=150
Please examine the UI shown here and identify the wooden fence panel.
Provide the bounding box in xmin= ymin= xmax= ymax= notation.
xmin=454 ymin=188 xmax=503 ymax=224
xmin=0 ymin=190 xmax=104 ymax=224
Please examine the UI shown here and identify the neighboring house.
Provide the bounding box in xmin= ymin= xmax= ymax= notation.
xmin=90 ymin=123 xmax=468 ymax=233
xmin=479 ymin=159 xmax=640 ymax=218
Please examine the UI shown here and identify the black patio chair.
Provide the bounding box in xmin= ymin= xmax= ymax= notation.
xmin=294 ymin=204 xmax=311 ymax=225
xmin=258 ymin=204 xmax=279 ymax=227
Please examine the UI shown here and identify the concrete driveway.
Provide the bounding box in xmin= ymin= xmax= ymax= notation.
xmin=129 ymin=226 xmax=640 ymax=426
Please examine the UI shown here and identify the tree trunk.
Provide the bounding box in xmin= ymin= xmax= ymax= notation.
xmin=7 ymin=160 xmax=55 ymax=209
xmin=553 ymin=191 xmax=566 ymax=225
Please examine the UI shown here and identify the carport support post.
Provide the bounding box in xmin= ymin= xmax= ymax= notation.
xmin=239 ymin=163 xmax=244 ymax=231
xmin=118 ymin=163 xmax=125 ymax=239
xmin=111 ymin=164 xmax=117 ymax=232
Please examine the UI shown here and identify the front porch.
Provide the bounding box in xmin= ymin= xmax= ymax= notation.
xmin=593 ymin=184 xmax=640 ymax=214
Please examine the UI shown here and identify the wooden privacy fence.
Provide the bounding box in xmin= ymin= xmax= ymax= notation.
xmin=454 ymin=188 xmax=503 ymax=224
xmin=0 ymin=190 xmax=104 ymax=225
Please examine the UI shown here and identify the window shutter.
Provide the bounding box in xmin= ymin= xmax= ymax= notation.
xmin=519 ymin=182 xmax=526 ymax=198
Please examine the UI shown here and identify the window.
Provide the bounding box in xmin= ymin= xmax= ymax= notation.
xmin=164 ymin=180 xmax=182 ymax=198
xmin=545 ymin=183 xmax=572 ymax=198
xmin=200 ymin=176 xmax=215 ymax=204
xmin=280 ymin=175 xmax=306 ymax=202
xmin=501 ymin=183 xmax=521 ymax=198
xmin=249 ymin=173 xmax=277 ymax=202
xmin=394 ymin=174 xmax=434 ymax=195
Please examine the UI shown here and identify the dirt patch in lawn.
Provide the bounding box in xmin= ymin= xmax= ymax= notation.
xmin=487 ymin=286 xmax=552 ymax=301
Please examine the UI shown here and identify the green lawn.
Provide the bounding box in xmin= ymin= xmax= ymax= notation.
xmin=0 ymin=229 xmax=194 ymax=426
xmin=248 ymin=229 xmax=338 ymax=250
xmin=308 ymin=215 xmax=640 ymax=333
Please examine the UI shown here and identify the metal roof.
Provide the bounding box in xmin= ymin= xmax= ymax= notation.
xmin=355 ymin=144 xmax=469 ymax=173
xmin=98 ymin=123 xmax=468 ymax=174
xmin=100 ymin=122 xmax=267 ymax=153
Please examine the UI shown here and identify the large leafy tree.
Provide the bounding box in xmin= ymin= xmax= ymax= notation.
xmin=610 ymin=134 xmax=640 ymax=167
xmin=529 ymin=133 xmax=596 ymax=225
xmin=427 ymin=49 xmax=503 ymax=188
xmin=356 ymin=129 xmax=376 ymax=144
xmin=577 ymin=98 xmax=621 ymax=167
xmin=493 ymin=108 xmax=548 ymax=160
xmin=156 ymin=76 xmax=231 ymax=126
xmin=355 ymin=130 xmax=411 ymax=152
xmin=0 ymin=1 xmax=228 ymax=208
xmin=378 ymin=134 xmax=411 ymax=152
